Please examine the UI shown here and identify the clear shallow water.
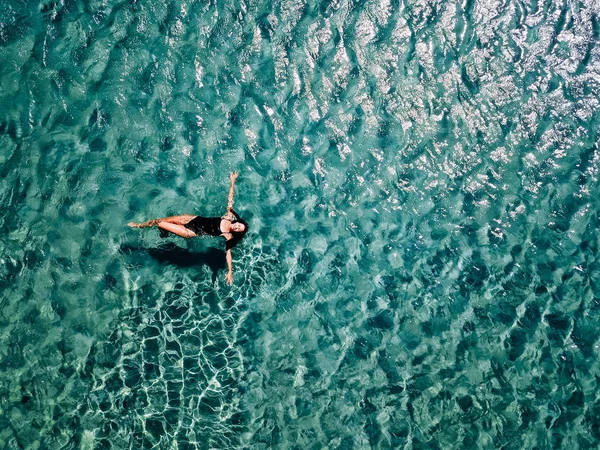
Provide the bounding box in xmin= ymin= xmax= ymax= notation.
xmin=1 ymin=0 xmax=600 ymax=448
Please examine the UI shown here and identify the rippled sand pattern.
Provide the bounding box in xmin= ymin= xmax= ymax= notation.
xmin=1 ymin=0 xmax=600 ymax=448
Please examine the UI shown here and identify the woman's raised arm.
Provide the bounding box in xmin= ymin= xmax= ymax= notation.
xmin=227 ymin=171 xmax=239 ymax=212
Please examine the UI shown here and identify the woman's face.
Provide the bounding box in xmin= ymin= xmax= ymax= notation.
xmin=231 ymin=222 xmax=246 ymax=232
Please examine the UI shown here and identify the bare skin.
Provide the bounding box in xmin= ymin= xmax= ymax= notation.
xmin=128 ymin=172 xmax=245 ymax=285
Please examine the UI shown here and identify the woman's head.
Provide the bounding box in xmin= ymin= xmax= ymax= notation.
xmin=231 ymin=222 xmax=246 ymax=233
xmin=231 ymin=216 xmax=249 ymax=235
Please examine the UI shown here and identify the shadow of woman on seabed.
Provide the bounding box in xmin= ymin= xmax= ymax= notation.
xmin=120 ymin=243 xmax=226 ymax=284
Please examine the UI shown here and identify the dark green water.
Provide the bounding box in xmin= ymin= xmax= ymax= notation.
xmin=1 ymin=0 xmax=600 ymax=448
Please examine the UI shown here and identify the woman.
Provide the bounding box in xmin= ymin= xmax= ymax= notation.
xmin=128 ymin=172 xmax=248 ymax=285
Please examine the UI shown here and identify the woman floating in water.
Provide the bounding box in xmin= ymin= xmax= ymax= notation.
xmin=128 ymin=172 xmax=248 ymax=285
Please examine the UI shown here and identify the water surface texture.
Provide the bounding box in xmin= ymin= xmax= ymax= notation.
xmin=1 ymin=0 xmax=600 ymax=448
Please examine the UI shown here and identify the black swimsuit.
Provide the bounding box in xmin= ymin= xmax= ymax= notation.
xmin=184 ymin=210 xmax=245 ymax=250
xmin=184 ymin=216 xmax=222 ymax=236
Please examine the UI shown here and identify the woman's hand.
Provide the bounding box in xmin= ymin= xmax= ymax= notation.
xmin=230 ymin=171 xmax=239 ymax=182
xmin=225 ymin=272 xmax=234 ymax=285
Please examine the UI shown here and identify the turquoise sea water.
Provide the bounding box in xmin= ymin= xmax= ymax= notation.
xmin=1 ymin=0 xmax=600 ymax=448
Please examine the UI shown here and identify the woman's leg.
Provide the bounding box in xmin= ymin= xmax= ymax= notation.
xmin=157 ymin=221 xmax=197 ymax=238
xmin=128 ymin=214 xmax=196 ymax=228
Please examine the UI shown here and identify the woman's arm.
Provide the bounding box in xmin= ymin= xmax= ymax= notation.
xmin=225 ymin=249 xmax=234 ymax=285
xmin=227 ymin=171 xmax=239 ymax=212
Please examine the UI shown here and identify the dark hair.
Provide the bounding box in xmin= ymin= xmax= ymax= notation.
xmin=226 ymin=218 xmax=248 ymax=251
xmin=232 ymin=218 xmax=249 ymax=236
